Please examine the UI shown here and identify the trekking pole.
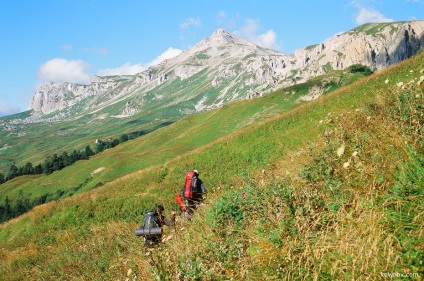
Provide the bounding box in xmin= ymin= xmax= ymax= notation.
xmin=173 ymin=207 xmax=177 ymax=233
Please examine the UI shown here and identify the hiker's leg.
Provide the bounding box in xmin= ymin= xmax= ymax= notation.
xmin=144 ymin=238 xmax=151 ymax=253
xmin=185 ymin=199 xmax=195 ymax=220
xmin=144 ymin=236 xmax=160 ymax=253
xmin=193 ymin=197 xmax=203 ymax=209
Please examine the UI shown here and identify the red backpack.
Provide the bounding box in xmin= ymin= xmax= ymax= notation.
xmin=175 ymin=194 xmax=186 ymax=211
xmin=183 ymin=170 xmax=198 ymax=198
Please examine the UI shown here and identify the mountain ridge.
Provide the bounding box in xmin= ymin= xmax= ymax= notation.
xmin=26 ymin=20 xmax=424 ymax=118
xmin=1 ymin=20 xmax=423 ymax=175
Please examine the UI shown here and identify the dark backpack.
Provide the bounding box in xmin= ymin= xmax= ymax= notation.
xmin=142 ymin=210 xmax=159 ymax=229
xmin=183 ymin=170 xmax=198 ymax=199
xmin=135 ymin=210 xmax=162 ymax=237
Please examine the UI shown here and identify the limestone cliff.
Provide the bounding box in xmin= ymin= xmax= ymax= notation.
xmin=28 ymin=21 xmax=424 ymax=117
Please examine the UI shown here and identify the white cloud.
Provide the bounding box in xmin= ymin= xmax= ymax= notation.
xmin=216 ymin=10 xmax=238 ymax=30
xmin=146 ymin=47 xmax=183 ymax=67
xmin=356 ymin=7 xmax=393 ymax=24
xmin=218 ymin=11 xmax=227 ymax=19
xmin=180 ymin=17 xmax=201 ymax=29
xmin=351 ymin=1 xmax=393 ymax=25
xmin=97 ymin=63 xmax=145 ymax=76
xmin=234 ymin=19 xmax=279 ymax=50
xmin=255 ymin=30 xmax=277 ymax=49
xmin=38 ymin=58 xmax=92 ymax=85
xmin=62 ymin=44 xmax=73 ymax=51
xmin=0 ymin=102 xmax=20 ymax=117
xmin=96 ymin=47 xmax=183 ymax=76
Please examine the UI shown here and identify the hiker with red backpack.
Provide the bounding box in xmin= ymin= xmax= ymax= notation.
xmin=180 ymin=170 xmax=206 ymax=219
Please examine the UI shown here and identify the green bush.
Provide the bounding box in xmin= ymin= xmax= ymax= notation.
xmin=348 ymin=64 xmax=373 ymax=76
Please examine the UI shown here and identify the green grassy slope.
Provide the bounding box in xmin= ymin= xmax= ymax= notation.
xmin=1 ymin=54 xmax=423 ymax=280
xmin=0 ymin=69 xmax=363 ymax=205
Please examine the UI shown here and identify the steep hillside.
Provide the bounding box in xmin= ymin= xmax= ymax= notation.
xmin=1 ymin=52 xmax=423 ymax=279
xmin=0 ymin=68 xmax=366 ymax=205
xmin=1 ymin=21 xmax=423 ymax=176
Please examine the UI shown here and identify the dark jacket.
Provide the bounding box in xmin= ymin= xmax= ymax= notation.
xmin=193 ymin=178 xmax=206 ymax=200
xmin=154 ymin=213 xmax=173 ymax=228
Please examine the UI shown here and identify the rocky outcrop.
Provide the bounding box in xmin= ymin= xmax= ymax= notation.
xmin=29 ymin=76 xmax=131 ymax=114
xmin=30 ymin=82 xmax=90 ymax=114
xmin=121 ymin=101 xmax=138 ymax=116
xmin=293 ymin=21 xmax=424 ymax=77
xmin=28 ymin=21 xmax=424 ymax=117
xmin=175 ymin=65 xmax=205 ymax=80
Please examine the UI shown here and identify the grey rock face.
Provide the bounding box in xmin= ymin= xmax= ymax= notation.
xmin=28 ymin=21 xmax=424 ymax=117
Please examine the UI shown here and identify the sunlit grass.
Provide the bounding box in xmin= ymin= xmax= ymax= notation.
xmin=0 ymin=53 xmax=423 ymax=280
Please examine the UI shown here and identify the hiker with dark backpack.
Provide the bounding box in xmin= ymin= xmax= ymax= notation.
xmin=135 ymin=205 xmax=175 ymax=251
xmin=181 ymin=170 xmax=206 ymax=219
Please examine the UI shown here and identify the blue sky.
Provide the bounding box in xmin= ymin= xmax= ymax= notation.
xmin=0 ymin=0 xmax=422 ymax=117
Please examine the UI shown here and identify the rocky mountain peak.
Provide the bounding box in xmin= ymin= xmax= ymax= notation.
xmin=26 ymin=21 xmax=424 ymax=118
xmin=210 ymin=28 xmax=236 ymax=43
xmin=193 ymin=28 xmax=253 ymax=50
